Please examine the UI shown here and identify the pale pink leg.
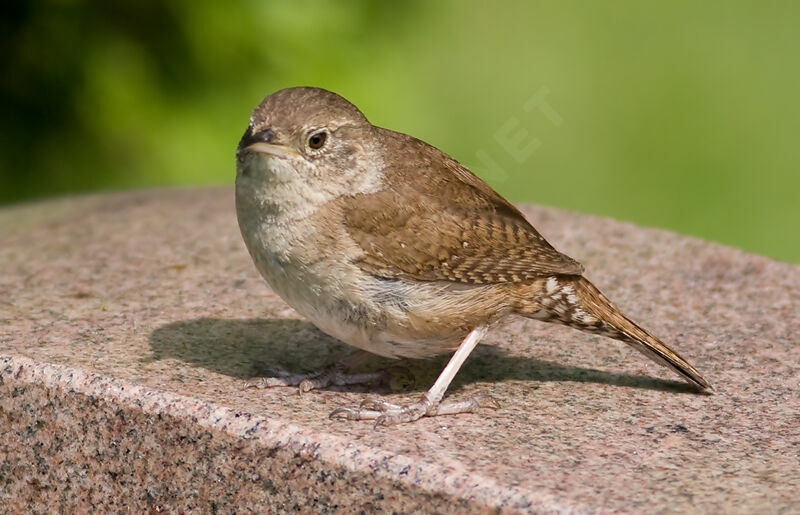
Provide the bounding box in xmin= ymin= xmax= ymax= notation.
xmin=330 ymin=326 xmax=497 ymax=425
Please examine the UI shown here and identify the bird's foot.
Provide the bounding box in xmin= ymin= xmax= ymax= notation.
xmin=246 ymin=364 xmax=386 ymax=393
xmin=329 ymin=393 xmax=500 ymax=426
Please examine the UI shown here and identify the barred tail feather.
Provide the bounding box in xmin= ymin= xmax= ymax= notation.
xmin=520 ymin=276 xmax=712 ymax=390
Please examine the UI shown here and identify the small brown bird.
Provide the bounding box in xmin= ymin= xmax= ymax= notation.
xmin=235 ymin=87 xmax=711 ymax=425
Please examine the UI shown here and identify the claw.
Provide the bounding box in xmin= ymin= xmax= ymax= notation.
xmin=484 ymin=395 xmax=502 ymax=410
xmin=468 ymin=394 xmax=502 ymax=410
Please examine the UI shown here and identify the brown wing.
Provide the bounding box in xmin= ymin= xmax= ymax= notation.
xmin=340 ymin=129 xmax=583 ymax=284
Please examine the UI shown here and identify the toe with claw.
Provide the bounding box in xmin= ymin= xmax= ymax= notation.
xmin=329 ymin=393 xmax=500 ymax=426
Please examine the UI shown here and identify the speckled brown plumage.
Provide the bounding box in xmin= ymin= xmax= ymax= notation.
xmin=341 ymin=129 xmax=583 ymax=283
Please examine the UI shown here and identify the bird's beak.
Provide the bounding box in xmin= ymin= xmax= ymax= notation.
xmin=242 ymin=142 xmax=296 ymax=159
xmin=237 ymin=127 xmax=296 ymax=159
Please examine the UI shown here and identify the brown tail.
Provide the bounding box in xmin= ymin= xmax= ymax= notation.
xmin=519 ymin=276 xmax=712 ymax=390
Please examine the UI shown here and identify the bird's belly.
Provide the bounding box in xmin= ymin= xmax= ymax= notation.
xmin=240 ymin=216 xmax=513 ymax=359
xmin=249 ymin=251 xmax=400 ymax=357
xmin=257 ymin=256 xmax=511 ymax=359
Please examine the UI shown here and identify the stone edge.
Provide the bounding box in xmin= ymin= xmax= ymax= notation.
xmin=0 ymin=354 xmax=579 ymax=513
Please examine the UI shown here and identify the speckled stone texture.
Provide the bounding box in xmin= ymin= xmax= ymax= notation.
xmin=0 ymin=188 xmax=797 ymax=513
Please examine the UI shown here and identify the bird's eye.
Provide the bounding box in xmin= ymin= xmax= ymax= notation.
xmin=306 ymin=130 xmax=328 ymax=150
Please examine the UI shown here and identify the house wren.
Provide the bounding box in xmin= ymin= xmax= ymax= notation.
xmin=235 ymin=87 xmax=711 ymax=426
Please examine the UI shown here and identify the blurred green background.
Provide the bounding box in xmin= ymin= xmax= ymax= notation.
xmin=2 ymin=1 xmax=798 ymax=262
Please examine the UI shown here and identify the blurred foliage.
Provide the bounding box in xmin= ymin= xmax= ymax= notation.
xmin=1 ymin=1 xmax=798 ymax=262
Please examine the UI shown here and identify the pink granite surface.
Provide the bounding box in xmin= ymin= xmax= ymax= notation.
xmin=0 ymin=188 xmax=798 ymax=512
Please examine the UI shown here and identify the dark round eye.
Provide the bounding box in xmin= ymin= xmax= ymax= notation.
xmin=307 ymin=130 xmax=328 ymax=150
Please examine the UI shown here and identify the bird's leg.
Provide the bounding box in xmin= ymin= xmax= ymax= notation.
xmin=246 ymin=350 xmax=385 ymax=392
xmin=330 ymin=326 xmax=495 ymax=425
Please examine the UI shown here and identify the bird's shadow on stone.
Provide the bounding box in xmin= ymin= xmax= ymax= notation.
xmin=147 ymin=317 xmax=700 ymax=395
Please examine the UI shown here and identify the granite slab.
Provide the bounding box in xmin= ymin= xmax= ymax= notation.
xmin=0 ymin=188 xmax=798 ymax=512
